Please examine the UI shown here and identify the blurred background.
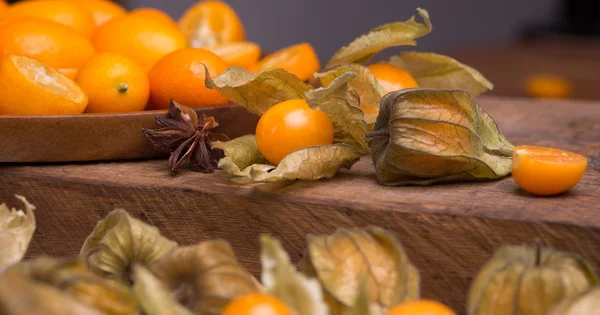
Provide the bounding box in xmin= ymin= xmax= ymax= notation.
xmin=119 ymin=0 xmax=599 ymax=100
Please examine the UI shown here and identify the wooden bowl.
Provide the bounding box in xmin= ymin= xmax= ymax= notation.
xmin=0 ymin=105 xmax=258 ymax=163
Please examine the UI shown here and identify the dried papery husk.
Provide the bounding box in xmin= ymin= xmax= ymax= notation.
xmin=261 ymin=235 xmax=329 ymax=315
xmin=132 ymin=264 xmax=193 ymax=315
xmin=468 ymin=245 xmax=599 ymax=315
xmin=151 ymin=241 xmax=262 ymax=315
xmin=388 ymin=52 xmax=493 ymax=96
xmin=0 ymin=257 xmax=139 ymax=315
xmin=0 ymin=195 xmax=35 ymax=269
xmin=299 ymin=226 xmax=419 ymax=314
xmin=208 ymin=67 xmax=367 ymax=183
xmin=80 ymin=209 xmax=177 ymax=283
xmin=326 ymin=8 xmax=432 ymax=68
xmin=549 ymin=287 xmax=600 ymax=315
xmin=368 ymin=89 xmax=514 ymax=186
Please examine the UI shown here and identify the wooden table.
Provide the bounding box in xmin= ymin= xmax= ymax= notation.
xmin=448 ymin=38 xmax=600 ymax=100
xmin=1 ymin=97 xmax=599 ymax=312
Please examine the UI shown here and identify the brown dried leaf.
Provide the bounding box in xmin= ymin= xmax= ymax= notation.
xmin=368 ymin=89 xmax=514 ymax=185
xmin=327 ymin=8 xmax=431 ymax=68
xmin=300 ymin=226 xmax=420 ymax=314
xmin=388 ymin=52 xmax=493 ymax=96
xmin=151 ymin=242 xmax=261 ymax=315
xmin=80 ymin=209 xmax=177 ymax=284
xmin=205 ymin=66 xmax=312 ymax=116
xmin=0 ymin=195 xmax=35 ymax=269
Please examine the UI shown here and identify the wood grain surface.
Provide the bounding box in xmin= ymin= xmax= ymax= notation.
xmin=0 ymin=105 xmax=258 ymax=163
xmin=1 ymin=96 xmax=599 ymax=312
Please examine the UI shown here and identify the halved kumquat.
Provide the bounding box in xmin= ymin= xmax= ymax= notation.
xmin=207 ymin=41 xmax=260 ymax=69
xmin=512 ymin=145 xmax=588 ymax=196
xmin=178 ymin=0 xmax=245 ymax=47
xmin=0 ymin=55 xmax=88 ymax=115
xmin=253 ymin=42 xmax=320 ymax=81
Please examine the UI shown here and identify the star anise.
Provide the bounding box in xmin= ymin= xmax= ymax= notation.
xmin=143 ymin=100 xmax=229 ymax=173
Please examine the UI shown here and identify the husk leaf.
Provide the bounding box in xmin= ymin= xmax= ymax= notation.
xmin=212 ymin=70 xmax=366 ymax=183
xmin=549 ymin=287 xmax=600 ymax=315
xmin=214 ymin=136 xmax=363 ymax=183
xmin=132 ymin=264 xmax=193 ymax=315
xmin=368 ymin=89 xmax=514 ymax=185
xmin=205 ymin=66 xmax=312 ymax=116
xmin=388 ymin=52 xmax=493 ymax=96
xmin=316 ymin=64 xmax=386 ymax=126
xmin=150 ymin=241 xmax=261 ymax=315
xmin=79 ymin=209 xmax=177 ymax=283
xmin=0 ymin=195 xmax=35 ymax=269
xmin=0 ymin=257 xmax=139 ymax=315
xmin=306 ymin=71 xmax=368 ymax=153
xmin=468 ymin=245 xmax=599 ymax=315
xmin=261 ymin=234 xmax=328 ymax=315
xmin=299 ymin=226 xmax=420 ymax=314
xmin=326 ymin=8 xmax=432 ymax=68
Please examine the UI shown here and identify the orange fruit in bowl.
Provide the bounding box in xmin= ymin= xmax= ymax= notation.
xmin=130 ymin=8 xmax=177 ymax=27
xmin=70 ymin=0 xmax=127 ymax=28
xmin=148 ymin=48 xmax=230 ymax=109
xmin=0 ymin=0 xmax=7 ymax=13
xmin=0 ymin=0 xmax=96 ymax=37
xmin=76 ymin=52 xmax=149 ymax=113
xmin=207 ymin=41 xmax=260 ymax=69
xmin=0 ymin=18 xmax=96 ymax=71
xmin=93 ymin=15 xmax=188 ymax=71
xmin=253 ymin=42 xmax=320 ymax=81
xmin=524 ymin=74 xmax=572 ymax=99
xmin=178 ymin=0 xmax=245 ymax=47
xmin=368 ymin=63 xmax=418 ymax=93
xmin=0 ymin=55 xmax=88 ymax=115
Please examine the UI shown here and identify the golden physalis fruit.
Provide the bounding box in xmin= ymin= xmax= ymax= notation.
xmin=525 ymin=74 xmax=572 ymax=99
xmin=222 ymin=293 xmax=293 ymax=315
xmin=468 ymin=245 xmax=598 ymax=315
xmin=368 ymin=62 xmax=418 ymax=92
xmin=387 ymin=300 xmax=455 ymax=315
xmin=0 ymin=0 xmax=96 ymax=37
xmin=129 ymin=7 xmax=177 ymax=27
xmin=0 ymin=18 xmax=96 ymax=72
xmin=253 ymin=43 xmax=320 ymax=82
xmin=178 ymin=0 xmax=245 ymax=47
xmin=256 ymin=99 xmax=334 ymax=165
xmin=207 ymin=41 xmax=261 ymax=70
xmin=73 ymin=0 xmax=127 ymax=28
xmin=550 ymin=287 xmax=600 ymax=315
xmin=76 ymin=52 xmax=150 ymax=113
xmin=148 ymin=48 xmax=230 ymax=109
xmin=0 ymin=55 xmax=88 ymax=115
xmin=93 ymin=15 xmax=187 ymax=71
xmin=512 ymin=145 xmax=587 ymax=196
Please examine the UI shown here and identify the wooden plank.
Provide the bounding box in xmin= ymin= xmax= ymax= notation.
xmin=0 ymin=96 xmax=599 ymax=311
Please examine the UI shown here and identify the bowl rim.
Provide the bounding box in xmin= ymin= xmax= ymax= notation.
xmin=0 ymin=104 xmax=239 ymax=119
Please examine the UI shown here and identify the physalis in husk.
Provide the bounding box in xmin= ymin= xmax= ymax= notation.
xmin=322 ymin=8 xmax=493 ymax=126
xmin=207 ymin=67 xmax=368 ymax=183
xmin=0 ymin=195 xmax=35 ymax=269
